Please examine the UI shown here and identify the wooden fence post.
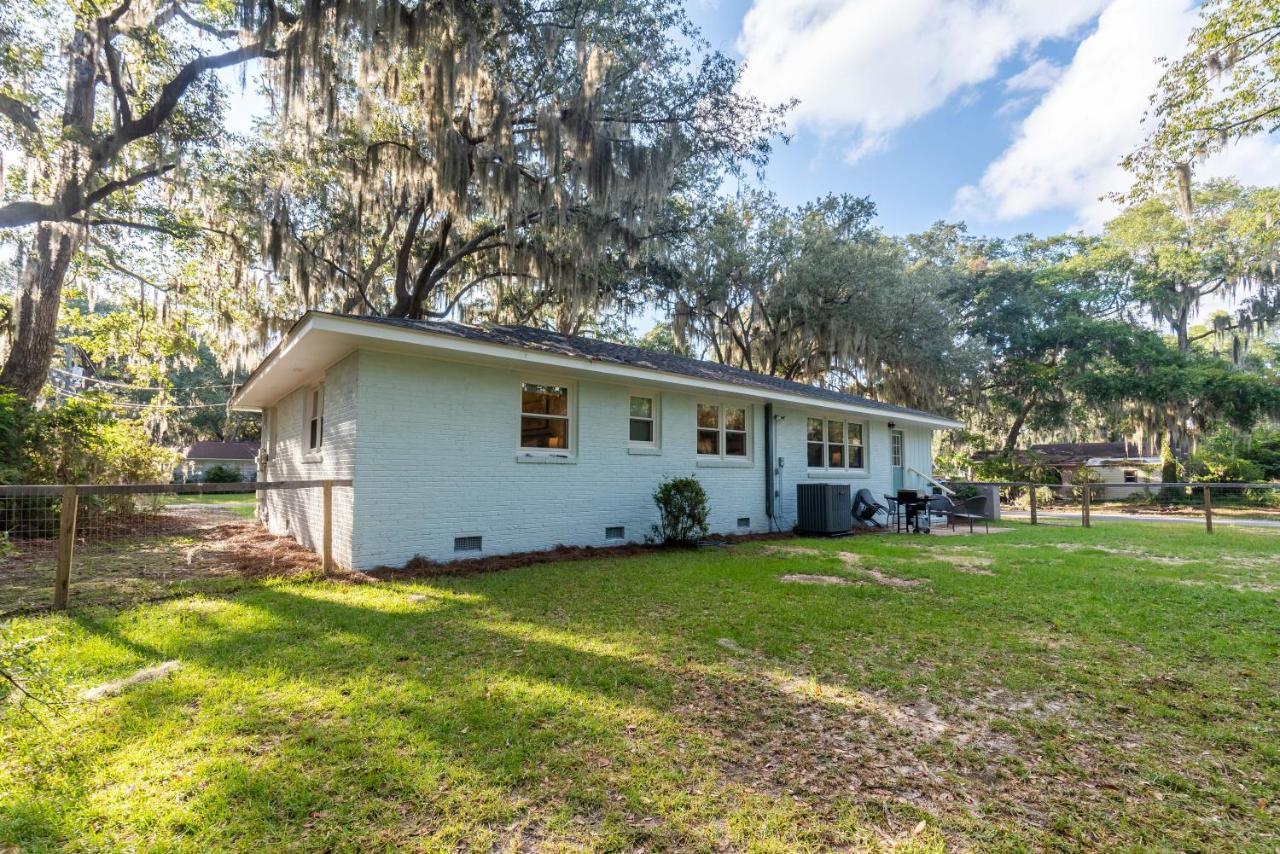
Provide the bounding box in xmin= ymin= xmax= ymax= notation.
xmin=1081 ymin=479 xmax=1091 ymax=528
xmin=322 ymin=479 xmax=334 ymax=573
xmin=54 ymin=485 xmax=78 ymax=610
xmin=1028 ymin=483 xmax=1038 ymax=525
xmin=1203 ymin=485 xmax=1213 ymax=534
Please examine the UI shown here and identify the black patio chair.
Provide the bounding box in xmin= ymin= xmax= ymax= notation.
xmin=852 ymin=488 xmax=890 ymax=528
xmin=925 ymin=494 xmax=956 ymax=531
xmin=949 ymin=494 xmax=989 ymax=533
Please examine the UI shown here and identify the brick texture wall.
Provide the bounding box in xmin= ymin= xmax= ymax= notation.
xmin=260 ymin=351 xmax=358 ymax=568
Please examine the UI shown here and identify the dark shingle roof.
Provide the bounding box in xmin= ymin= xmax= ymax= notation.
xmin=184 ymin=441 xmax=260 ymax=460
xmin=332 ymin=313 xmax=954 ymax=424
xmin=1029 ymin=441 xmax=1136 ymax=463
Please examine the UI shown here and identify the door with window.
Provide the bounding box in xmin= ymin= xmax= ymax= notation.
xmin=890 ymin=430 xmax=905 ymax=492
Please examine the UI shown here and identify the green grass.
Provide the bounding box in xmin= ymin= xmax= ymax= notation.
xmin=2 ymin=523 xmax=1278 ymax=850
xmin=158 ymin=492 xmax=257 ymax=519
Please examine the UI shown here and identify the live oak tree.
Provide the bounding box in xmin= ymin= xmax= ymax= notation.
xmin=0 ymin=0 xmax=783 ymax=399
xmin=0 ymin=0 xmax=317 ymax=399
xmin=213 ymin=0 xmax=784 ymax=343
xmin=662 ymin=193 xmax=969 ymax=411
xmin=1125 ymin=0 xmax=1280 ymax=204
xmin=1093 ymin=179 xmax=1280 ymax=353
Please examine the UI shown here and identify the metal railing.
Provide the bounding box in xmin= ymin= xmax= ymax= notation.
xmin=0 ymin=479 xmax=351 ymax=612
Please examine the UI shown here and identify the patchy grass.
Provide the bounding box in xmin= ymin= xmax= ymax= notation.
xmin=2 ymin=522 xmax=1278 ymax=850
xmin=156 ymin=493 xmax=257 ymax=519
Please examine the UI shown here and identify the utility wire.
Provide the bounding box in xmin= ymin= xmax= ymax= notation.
xmin=49 ymin=366 xmax=240 ymax=391
xmin=58 ymin=389 xmax=235 ymax=410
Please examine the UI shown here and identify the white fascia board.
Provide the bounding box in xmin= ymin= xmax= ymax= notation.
xmin=235 ymin=312 xmax=963 ymax=429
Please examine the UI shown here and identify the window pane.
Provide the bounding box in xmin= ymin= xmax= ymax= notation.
xmin=828 ymin=443 xmax=844 ymax=468
xmin=807 ymin=442 xmax=824 ymax=468
xmin=725 ymin=430 xmax=747 ymax=457
xmin=826 ymin=420 xmax=844 ymax=444
xmin=848 ymin=445 xmax=864 ymax=469
xmin=522 ymin=384 xmax=568 ymax=416
xmin=847 ymin=422 xmax=863 ymax=445
xmin=629 ymin=396 xmax=653 ymax=418
xmin=697 ymin=404 xmax=719 ymax=429
xmin=697 ymin=429 xmax=720 ymax=455
xmin=724 ymin=407 xmax=746 ymax=431
xmin=629 ymin=419 xmax=653 ymax=443
xmin=521 ymin=416 xmax=570 ymax=449
xmin=807 ymin=418 xmax=823 ymax=442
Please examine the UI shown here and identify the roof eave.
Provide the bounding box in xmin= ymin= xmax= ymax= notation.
xmin=233 ymin=311 xmax=962 ymax=429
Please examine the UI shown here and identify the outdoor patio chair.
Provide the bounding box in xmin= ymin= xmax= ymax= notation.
xmin=949 ymin=494 xmax=990 ymax=533
xmin=852 ymin=488 xmax=889 ymax=528
xmin=925 ymin=494 xmax=956 ymax=531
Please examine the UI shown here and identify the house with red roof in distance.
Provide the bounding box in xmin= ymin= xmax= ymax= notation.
xmin=177 ymin=440 xmax=260 ymax=483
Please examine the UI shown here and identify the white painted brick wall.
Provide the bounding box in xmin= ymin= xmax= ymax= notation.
xmin=350 ymin=350 xmax=772 ymax=568
xmin=771 ymin=407 xmax=934 ymax=528
xmin=260 ymin=351 xmax=358 ymax=567
xmin=257 ymin=346 xmax=939 ymax=569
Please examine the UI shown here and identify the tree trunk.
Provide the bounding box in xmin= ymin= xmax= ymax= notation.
xmin=1001 ymin=395 xmax=1036 ymax=454
xmin=1175 ymin=295 xmax=1191 ymax=352
xmin=0 ymin=223 xmax=82 ymax=398
xmin=0 ymin=29 xmax=96 ymax=400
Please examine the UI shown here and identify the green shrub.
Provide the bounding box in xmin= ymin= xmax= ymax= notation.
xmin=1187 ymin=428 xmax=1269 ymax=484
xmin=650 ymin=476 xmax=709 ymax=546
xmin=203 ymin=464 xmax=244 ymax=483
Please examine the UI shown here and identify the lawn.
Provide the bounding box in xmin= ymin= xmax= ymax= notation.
xmin=1 ymin=523 xmax=1278 ymax=850
xmin=156 ymin=492 xmax=258 ymax=519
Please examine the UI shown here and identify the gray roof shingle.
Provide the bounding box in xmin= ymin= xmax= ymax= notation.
xmin=329 ymin=313 xmax=953 ymax=424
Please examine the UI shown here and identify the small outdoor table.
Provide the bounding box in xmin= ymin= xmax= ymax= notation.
xmin=885 ymin=492 xmax=929 ymax=533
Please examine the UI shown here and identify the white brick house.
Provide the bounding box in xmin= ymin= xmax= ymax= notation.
xmin=230 ymin=312 xmax=960 ymax=570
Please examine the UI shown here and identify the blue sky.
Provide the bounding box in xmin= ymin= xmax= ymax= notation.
xmin=682 ymin=0 xmax=1280 ymax=240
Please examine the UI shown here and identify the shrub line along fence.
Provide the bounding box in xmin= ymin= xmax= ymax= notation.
xmin=0 ymin=479 xmax=351 ymax=610
xmin=947 ymin=480 xmax=1280 ymax=533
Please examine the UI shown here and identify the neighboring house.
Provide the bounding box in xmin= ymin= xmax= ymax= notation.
xmin=230 ymin=312 xmax=961 ymax=570
xmin=1029 ymin=441 xmax=1162 ymax=499
xmin=177 ymin=441 xmax=261 ymax=482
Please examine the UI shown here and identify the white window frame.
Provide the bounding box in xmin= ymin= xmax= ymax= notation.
xmin=518 ymin=379 xmax=576 ymax=459
xmin=806 ymin=416 xmax=869 ymax=474
xmin=306 ymin=384 xmax=325 ymax=454
xmin=696 ymin=401 xmax=751 ymax=461
xmin=627 ymin=391 xmax=660 ymax=451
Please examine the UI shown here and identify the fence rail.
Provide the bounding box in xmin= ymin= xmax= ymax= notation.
xmin=945 ymin=479 xmax=1280 ymax=533
xmin=0 ymin=479 xmax=351 ymax=612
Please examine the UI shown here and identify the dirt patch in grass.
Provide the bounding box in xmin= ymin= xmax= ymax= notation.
xmin=779 ymin=573 xmax=858 ymax=586
xmin=692 ymin=640 xmax=1080 ymax=832
xmin=856 ymin=567 xmax=928 ymax=588
xmin=83 ymin=660 xmax=181 ymax=700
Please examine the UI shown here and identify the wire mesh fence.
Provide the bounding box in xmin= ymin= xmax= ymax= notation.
xmin=0 ymin=480 xmax=350 ymax=614
xmin=945 ymin=480 xmax=1280 ymax=531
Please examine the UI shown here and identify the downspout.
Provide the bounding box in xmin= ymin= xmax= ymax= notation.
xmin=764 ymin=402 xmax=775 ymax=529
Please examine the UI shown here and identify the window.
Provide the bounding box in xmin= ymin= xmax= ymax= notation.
xmin=1123 ymin=469 xmax=1138 ymax=483
xmin=521 ymin=383 xmax=571 ymax=451
xmin=807 ymin=417 xmax=867 ymax=471
xmin=697 ymin=403 xmax=749 ymax=458
xmin=890 ymin=430 xmax=904 ymax=468
xmin=629 ymin=395 xmax=656 ymax=445
xmin=605 ymin=525 xmax=625 ymax=540
xmin=454 ymin=536 xmax=482 ymax=552
xmin=307 ymin=385 xmax=325 ymax=451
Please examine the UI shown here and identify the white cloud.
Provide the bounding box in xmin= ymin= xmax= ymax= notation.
xmin=955 ymin=0 xmax=1280 ymax=230
xmin=1004 ymin=57 xmax=1064 ymax=93
xmin=736 ymin=0 xmax=1109 ymax=158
